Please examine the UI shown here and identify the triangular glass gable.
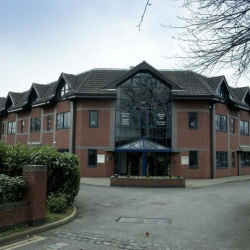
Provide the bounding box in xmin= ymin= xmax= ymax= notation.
xmin=116 ymin=138 xmax=171 ymax=151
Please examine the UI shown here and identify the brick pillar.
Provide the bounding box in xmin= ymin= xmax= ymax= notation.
xmin=23 ymin=165 xmax=47 ymax=226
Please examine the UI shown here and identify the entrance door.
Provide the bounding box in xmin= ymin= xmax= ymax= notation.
xmin=127 ymin=152 xmax=141 ymax=175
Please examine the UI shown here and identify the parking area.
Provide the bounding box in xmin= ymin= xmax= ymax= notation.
xmin=2 ymin=179 xmax=250 ymax=250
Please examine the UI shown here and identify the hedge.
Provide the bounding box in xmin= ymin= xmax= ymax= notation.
xmin=0 ymin=141 xmax=81 ymax=204
xmin=0 ymin=174 xmax=26 ymax=204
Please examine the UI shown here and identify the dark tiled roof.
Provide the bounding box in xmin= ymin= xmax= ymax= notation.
xmin=0 ymin=97 xmax=6 ymax=111
xmin=0 ymin=62 xmax=250 ymax=113
xmin=232 ymin=87 xmax=249 ymax=102
xmin=207 ymin=76 xmax=224 ymax=92
xmin=75 ymin=69 xmax=127 ymax=95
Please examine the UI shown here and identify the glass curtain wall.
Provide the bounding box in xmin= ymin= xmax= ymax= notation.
xmin=115 ymin=72 xmax=172 ymax=148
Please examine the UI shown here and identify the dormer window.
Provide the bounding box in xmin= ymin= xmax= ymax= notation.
xmin=31 ymin=95 xmax=38 ymax=104
xmin=61 ymin=83 xmax=70 ymax=96
xmin=217 ymin=82 xmax=229 ymax=100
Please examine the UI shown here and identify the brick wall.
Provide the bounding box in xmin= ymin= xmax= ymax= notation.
xmin=0 ymin=165 xmax=47 ymax=232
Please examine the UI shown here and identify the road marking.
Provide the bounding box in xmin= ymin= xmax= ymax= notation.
xmin=0 ymin=236 xmax=46 ymax=250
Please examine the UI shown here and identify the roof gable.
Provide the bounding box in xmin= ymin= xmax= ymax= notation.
xmin=106 ymin=61 xmax=181 ymax=90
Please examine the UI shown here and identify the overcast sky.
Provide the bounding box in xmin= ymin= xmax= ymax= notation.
xmin=0 ymin=0 xmax=247 ymax=97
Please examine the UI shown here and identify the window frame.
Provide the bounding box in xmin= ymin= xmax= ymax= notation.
xmin=189 ymin=151 xmax=198 ymax=169
xmin=7 ymin=121 xmax=16 ymax=134
xmin=30 ymin=117 xmax=41 ymax=132
xmin=61 ymin=83 xmax=70 ymax=97
xmin=88 ymin=149 xmax=97 ymax=168
xmin=56 ymin=112 xmax=70 ymax=130
xmin=47 ymin=115 xmax=52 ymax=131
xmin=89 ymin=110 xmax=98 ymax=128
xmin=215 ymin=114 xmax=227 ymax=132
xmin=240 ymin=120 xmax=249 ymax=135
xmin=241 ymin=153 xmax=250 ymax=167
xmin=216 ymin=152 xmax=228 ymax=169
xmin=188 ymin=112 xmax=198 ymax=130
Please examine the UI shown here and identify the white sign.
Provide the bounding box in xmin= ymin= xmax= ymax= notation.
xmin=97 ymin=154 xmax=105 ymax=163
xmin=181 ymin=156 xmax=189 ymax=165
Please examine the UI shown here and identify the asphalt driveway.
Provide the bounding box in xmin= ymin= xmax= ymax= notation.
xmin=3 ymin=180 xmax=250 ymax=250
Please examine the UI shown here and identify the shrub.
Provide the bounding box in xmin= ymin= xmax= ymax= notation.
xmin=47 ymin=193 xmax=67 ymax=213
xmin=3 ymin=143 xmax=36 ymax=176
xmin=0 ymin=174 xmax=26 ymax=204
xmin=0 ymin=141 xmax=10 ymax=175
xmin=0 ymin=143 xmax=81 ymax=204
xmin=30 ymin=146 xmax=81 ymax=204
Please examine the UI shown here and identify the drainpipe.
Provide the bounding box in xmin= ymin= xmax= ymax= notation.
xmin=71 ymin=100 xmax=76 ymax=154
xmin=210 ymin=103 xmax=215 ymax=179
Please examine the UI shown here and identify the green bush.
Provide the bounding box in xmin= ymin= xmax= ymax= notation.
xmin=0 ymin=142 xmax=81 ymax=204
xmin=0 ymin=174 xmax=26 ymax=204
xmin=47 ymin=193 xmax=67 ymax=213
xmin=30 ymin=146 xmax=81 ymax=204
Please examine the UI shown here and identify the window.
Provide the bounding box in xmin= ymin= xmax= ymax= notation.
xmin=230 ymin=118 xmax=235 ymax=133
xmin=241 ymin=153 xmax=250 ymax=167
xmin=216 ymin=152 xmax=228 ymax=168
xmin=88 ymin=149 xmax=97 ymax=167
xmin=189 ymin=151 xmax=198 ymax=169
xmin=21 ymin=120 xmax=24 ymax=133
xmin=215 ymin=114 xmax=227 ymax=131
xmin=232 ymin=152 xmax=235 ymax=167
xmin=7 ymin=121 xmax=16 ymax=134
xmin=30 ymin=117 xmax=41 ymax=132
xmin=61 ymin=83 xmax=70 ymax=96
xmin=240 ymin=121 xmax=249 ymax=135
xmin=47 ymin=116 xmax=52 ymax=131
xmin=56 ymin=112 xmax=70 ymax=129
xmin=189 ymin=112 xmax=198 ymax=129
xmin=89 ymin=111 xmax=98 ymax=128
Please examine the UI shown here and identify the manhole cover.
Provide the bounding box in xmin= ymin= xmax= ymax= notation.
xmin=150 ymin=202 xmax=166 ymax=206
xmin=117 ymin=217 xmax=171 ymax=224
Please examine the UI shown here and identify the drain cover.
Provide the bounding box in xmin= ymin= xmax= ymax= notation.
xmin=117 ymin=217 xmax=171 ymax=224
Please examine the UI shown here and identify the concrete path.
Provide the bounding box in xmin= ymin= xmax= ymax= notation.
xmin=81 ymin=175 xmax=250 ymax=188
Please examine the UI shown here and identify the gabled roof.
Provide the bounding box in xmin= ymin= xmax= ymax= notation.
xmin=1 ymin=61 xmax=250 ymax=114
xmin=115 ymin=138 xmax=171 ymax=152
xmin=232 ymin=87 xmax=249 ymax=102
xmin=207 ymin=76 xmax=224 ymax=92
xmin=106 ymin=61 xmax=181 ymax=90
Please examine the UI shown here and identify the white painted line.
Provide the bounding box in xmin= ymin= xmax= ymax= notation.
xmin=0 ymin=236 xmax=46 ymax=250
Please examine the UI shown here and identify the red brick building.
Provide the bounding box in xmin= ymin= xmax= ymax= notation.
xmin=1 ymin=61 xmax=250 ymax=179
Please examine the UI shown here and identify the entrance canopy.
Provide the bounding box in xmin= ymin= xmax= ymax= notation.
xmin=115 ymin=138 xmax=171 ymax=152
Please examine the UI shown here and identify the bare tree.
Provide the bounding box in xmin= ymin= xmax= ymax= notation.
xmin=164 ymin=0 xmax=250 ymax=82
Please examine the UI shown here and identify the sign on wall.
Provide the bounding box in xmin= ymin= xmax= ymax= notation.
xmin=97 ymin=155 xmax=105 ymax=163
xmin=157 ymin=113 xmax=166 ymax=127
xmin=181 ymin=156 xmax=189 ymax=165
xmin=121 ymin=113 xmax=130 ymax=126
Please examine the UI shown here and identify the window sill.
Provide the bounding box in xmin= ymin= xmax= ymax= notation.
xmin=189 ymin=167 xmax=198 ymax=170
xmin=88 ymin=166 xmax=97 ymax=168
xmin=56 ymin=127 xmax=70 ymax=130
xmin=30 ymin=131 xmax=41 ymax=133
xmin=216 ymin=167 xmax=228 ymax=169
xmin=241 ymin=166 xmax=250 ymax=168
